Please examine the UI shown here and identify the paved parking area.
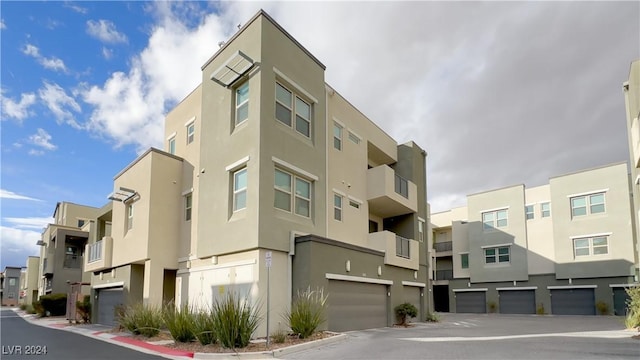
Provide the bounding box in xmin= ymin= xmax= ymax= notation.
xmin=283 ymin=313 xmax=640 ymax=359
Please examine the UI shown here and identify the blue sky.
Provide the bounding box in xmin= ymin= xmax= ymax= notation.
xmin=1 ymin=1 xmax=639 ymax=269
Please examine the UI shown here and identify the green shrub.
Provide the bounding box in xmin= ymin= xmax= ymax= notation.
xmin=286 ymin=287 xmax=328 ymax=339
xmin=193 ymin=309 xmax=217 ymax=345
xmin=32 ymin=300 xmax=44 ymax=317
xmin=19 ymin=304 xmax=27 ymax=311
xmin=39 ymin=293 xmax=67 ymax=316
xmin=119 ymin=303 xmax=163 ymax=337
xmin=77 ymin=295 xmax=91 ymax=323
xmin=596 ymin=301 xmax=609 ymax=315
xmin=536 ymin=303 xmax=546 ymax=315
xmin=163 ymin=304 xmax=196 ymax=343
xmin=212 ymin=293 xmax=260 ymax=348
xmin=425 ymin=312 xmax=440 ymax=323
xmin=625 ymin=287 xmax=640 ymax=329
xmin=26 ymin=304 xmax=36 ymax=314
xmin=271 ymin=328 xmax=287 ymax=344
xmin=394 ymin=303 xmax=418 ymax=326
xmin=487 ymin=301 xmax=497 ymax=313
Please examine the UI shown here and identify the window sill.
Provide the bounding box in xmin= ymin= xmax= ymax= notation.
xmin=483 ymin=263 xmax=511 ymax=268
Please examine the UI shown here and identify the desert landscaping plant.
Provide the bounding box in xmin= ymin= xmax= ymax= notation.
xmin=19 ymin=304 xmax=27 ymax=311
xmin=163 ymin=304 xmax=196 ymax=342
xmin=286 ymin=287 xmax=328 ymax=339
xmin=76 ymin=295 xmax=91 ymax=323
xmin=625 ymin=287 xmax=640 ymax=330
xmin=39 ymin=293 xmax=67 ymax=316
xmin=487 ymin=301 xmax=497 ymax=313
xmin=425 ymin=312 xmax=440 ymax=322
xmin=536 ymin=303 xmax=546 ymax=315
xmin=119 ymin=303 xmax=163 ymax=337
xmin=32 ymin=300 xmax=44 ymax=317
xmin=271 ymin=328 xmax=288 ymax=344
xmin=212 ymin=293 xmax=261 ymax=348
xmin=595 ymin=301 xmax=609 ymax=315
xmin=192 ymin=309 xmax=217 ymax=345
xmin=394 ymin=303 xmax=418 ymax=326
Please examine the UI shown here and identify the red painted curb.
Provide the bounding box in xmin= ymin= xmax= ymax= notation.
xmin=113 ymin=336 xmax=194 ymax=358
xmin=49 ymin=323 xmax=70 ymax=328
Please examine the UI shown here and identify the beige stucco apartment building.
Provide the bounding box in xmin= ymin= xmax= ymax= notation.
xmin=84 ymin=10 xmax=430 ymax=333
xmin=19 ymin=256 xmax=40 ymax=306
xmin=623 ymin=59 xmax=640 ymax=279
xmin=432 ymin=163 xmax=636 ymax=316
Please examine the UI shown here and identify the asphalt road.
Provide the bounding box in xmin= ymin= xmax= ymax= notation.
xmin=283 ymin=313 xmax=640 ymax=360
xmin=0 ymin=309 xmax=165 ymax=360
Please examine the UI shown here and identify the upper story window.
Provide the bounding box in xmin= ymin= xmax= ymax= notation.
xmin=168 ymin=137 xmax=176 ymax=155
xmin=541 ymin=202 xmax=551 ymax=218
xmin=573 ymin=236 xmax=608 ymax=257
xmin=127 ymin=203 xmax=134 ymax=230
xmin=461 ymin=253 xmax=469 ymax=269
xmin=394 ymin=174 xmax=409 ymax=198
xmin=233 ymin=168 xmax=248 ymax=212
xmin=484 ymin=246 xmax=510 ymax=264
xmin=77 ymin=219 xmax=85 ymax=227
xmin=275 ymin=83 xmax=311 ymax=138
xmin=185 ymin=194 xmax=192 ymax=221
xmin=333 ymin=123 xmax=342 ymax=150
xmin=274 ymin=168 xmax=312 ymax=217
xmin=525 ymin=205 xmax=534 ymax=220
xmin=186 ymin=123 xmax=195 ymax=144
xmin=418 ymin=219 xmax=425 ymax=243
xmin=334 ymin=194 xmax=343 ymax=221
xmin=349 ymin=200 xmax=360 ymax=209
xmin=8 ymin=278 xmax=16 ymax=286
xmin=396 ymin=236 xmax=411 ymax=259
xmin=571 ymin=192 xmax=605 ymax=217
xmin=348 ymin=131 xmax=360 ymax=144
xmin=482 ymin=209 xmax=508 ymax=230
xmin=235 ymin=82 xmax=249 ymax=126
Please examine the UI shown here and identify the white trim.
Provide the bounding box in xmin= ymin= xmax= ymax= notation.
xmin=332 ymin=117 xmax=346 ymax=128
xmin=347 ymin=129 xmax=362 ymax=142
xmin=347 ymin=195 xmax=364 ymax=205
xmin=418 ymin=217 xmax=426 ymax=223
xmin=273 ymin=67 xmax=318 ymax=103
xmin=166 ymin=132 xmax=176 ymax=140
xmin=402 ymin=281 xmax=426 ymax=288
xmin=547 ymin=285 xmax=597 ymax=290
xmin=635 ymin=175 xmax=640 ymax=185
xmin=480 ymin=206 xmax=509 ymax=213
xmin=569 ymin=232 xmax=612 ymax=239
xmin=525 ymin=203 xmax=535 ymax=207
xmin=566 ymin=189 xmax=609 ymax=198
xmin=453 ymin=288 xmax=488 ymax=292
xmin=225 ymin=156 xmax=250 ymax=172
xmin=332 ymin=188 xmax=346 ymax=197
xmin=609 ymin=283 xmax=640 ymax=288
xmin=496 ymin=286 xmax=538 ymax=291
xmin=177 ymin=259 xmax=257 ymax=275
xmin=184 ymin=116 xmax=196 ymax=127
xmin=272 ymin=156 xmax=319 ymax=181
xmin=93 ymin=281 xmax=124 ymax=290
xmin=178 ymin=255 xmax=197 ymax=262
xmin=325 ymin=273 xmax=393 ymax=285
xmin=480 ymin=243 xmax=512 ymax=249
xmin=181 ymin=188 xmax=194 ymax=196
xmin=458 ymin=251 xmax=469 ymax=255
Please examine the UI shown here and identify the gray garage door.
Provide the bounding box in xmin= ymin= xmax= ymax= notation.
xmin=97 ymin=287 xmax=124 ymax=327
xmin=455 ymin=291 xmax=486 ymax=313
xmin=327 ymin=280 xmax=387 ymax=331
xmin=499 ymin=290 xmax=536 ymax=314
xmin=403 ymin=286 xmax=422 ymax=321
xmin=613 ymin=288 xmax=630 ymax=316
xmin=550 ymin=288 xmax=595 ymax=315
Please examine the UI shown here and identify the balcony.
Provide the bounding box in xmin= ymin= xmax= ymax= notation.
xmin=367 ymin=165 xmax=418 ymax=218
xmin=434 ymin=241 xmax=453 ymax=252
xmin=42 ymin=257 xmax=54 ymax=276
xmin=368 ymin=230 xmax=419 ymax=270
xmin=84 ymin=236 xmax=113 ymax=272
xmin=63 ymin=254 xmax=83 ymax=269
xmin=435 ymin=269 xmax=454 ymax=281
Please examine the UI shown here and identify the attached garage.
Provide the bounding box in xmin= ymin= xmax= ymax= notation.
xmin=403 ymin=284 xmax=424 ymax=321
xmin=96 ymin=287 xmax=124 ymax=327
xmin=454 ymin=289 xmax=487 ymax=313
xmin=612 ymin=287 xmax=631 ymax=316
xmin=327 ymin=278 xmax=388 ymax=331
xmin=549 ymin=286 xmax=595 ymax=315
xmin=498 ymin=288 xmax=536 ymax=314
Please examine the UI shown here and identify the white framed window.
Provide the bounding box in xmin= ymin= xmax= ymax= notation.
xmin=418 ymin=219 xmax=425 ymax=243
xmin=525 ymin=205 xmax=534 ymax=220
xmin=573 ymin=236 xmax=608 ymax=257
xmin=334 ymin=194 xmax=343 ymax=221
xmin=333 ymin=123 xmax=342 ymax=150
xmin=233 ymin=168 xmax=247 ymax=211
xmin=235 ymin=82 xmax=249 ymax=126
xmin=9 ymin=278 xmax=16 ymax=286
xmin=348 ymin=131 xmax=360 ymax=144
xmin=274 ymin=168 xmax=311 ymax=217
xmin=484 ymin=246 xmax=510 ymax=264
xmin=168 ymin=137 xmax=176 ymax=155
xmin=127 ymin=203 xmax=134 ymax=230
xmin=571 ymin=193 xmax=605 ymax=217
xmin=541 ymin=202 xmax=551 ymax=218
xmin=396 ymin=236 xmax=410 ymax=259
xmin=482 ymin=209 xmax=508 ymax=230
xmin=275 ymin=82 xmax=311 ymax=138
xmin=185 ymin=194 xmax=192 ymax=221
xmin=186 ymin=123 xmax=195 ymax=144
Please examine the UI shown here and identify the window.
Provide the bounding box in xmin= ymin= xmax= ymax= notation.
xmin=168 ymin=137 xmax=176 ymax=155
xmin=127 ymin=204 xmax=134 ymax=230
xmin=394 ymin=174 xmax=409 ymax=198
xmin=525 ymin=205 xmax=534 ymax=220
xmin=233 ymin=168 xmax=247 ymax=211
xmin=275 ymin=83 xmax=311 ymax=138
xmin=334 ymin=194 xmax=342 ymax=221
xmin=348 ymin=131 xmax=360 ymax=144
xmin=461 ymin=253 xmax=469 ymax=269
xmin=482 ymin=209 xmax=508 ymax=230
xmin=484 ymin=246 xmax=510 ymax=264
xmin=333 ymin=123 xmax=342 ymax=150
xmin=274 ymin=169 xmax=312 ymax=217
xmin=349 ymin=200 xmax=360 ymax=209
xmin=185 ymin=194 xmax=192 ymax=221
xmin=571 ymin=193 xmax=605 ymax=217
xmin=573 ymin=236 xmax=608 ymax=257
xmin=186 ymin=123 xmax=195 ymax=144
xmin=541 ymin=202 xmax=551 ymax=218
xmin=396 ymin=236 xmax=410 ymax=259
xmin=418 ymin=219 xmax=425 ymax=243
xmin=77 ymin=219 xmax=85 ymax=227
xmin=9 ymin=278 xmax=16 ymax=286
xmin=236 ymin=82 xmax=249 ymax=126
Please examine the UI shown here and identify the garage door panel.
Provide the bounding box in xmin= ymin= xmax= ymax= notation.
xmin=499 ymin=290 xmax=536 ymax=314
xmin=551 ymin=289 xmax=595 ymax=315
xmin=613 ymin=288 xmax=630 ymax=316
xmin=98 ymin=288 xmax=124 ymax=327
xmin=455 ymin=291 xmax=486 ymax=313
xmin=328 ymin=280 xmax=387 ymax=332
xmin=403 ymin=286 xmax=422 ymax=321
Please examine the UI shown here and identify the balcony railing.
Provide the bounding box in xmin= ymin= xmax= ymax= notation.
xmin=434 ymin=241 xmax=453 ymax=252
xmin=84 ymin=236 xmax=112 ymax=272
xmin=87 ymin=241 xmax=103 ymax=263
xmin=63 ymin=254 xmax=82 ymax=269
xmin=435 ymin=269 xmax=454 ymax=280
xmin=396 ymin=235 xmax=411 ymax=258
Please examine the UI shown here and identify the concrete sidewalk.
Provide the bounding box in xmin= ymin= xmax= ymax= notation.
xmin=10 ymin=308 xmax=346 ymax=360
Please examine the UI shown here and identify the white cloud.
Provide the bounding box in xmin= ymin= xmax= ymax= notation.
xmin=0 ymin=91 xmax=36 ymax=121
xmin=1 ymin=19 xmax=6 ymax=30
xmin=3 ymin=217 xmax=52 ymax=230
xmin=102 ymin=47 xmax=113 ymax=60
xmin=22 ymin=43 xmax=67 ymax=72
xmin=0 ymin=189 xmax=42 ymax=201
xmin=0 ymin=226 xmax=42 ymax=259
xmin=86 ymin=19 xmax=128 ymax=43
xmin=38 ymin=81 xmax=82 ymax=128
xmin=28 ymin=149 xmax=45 ymax=156
xmin=65 ymin=3 xmax=88 ymax=15
xmin=29 ymin=128 xmax=57 ymax=151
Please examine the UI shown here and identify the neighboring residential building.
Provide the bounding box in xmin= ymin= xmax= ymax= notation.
xmin=623 ymin=59 xmax=640 ymax=280
xmin=19 ymin=256 xmax=40 ymax=306
xmin=37 ymin=202 xmax=99 ymax=297
xmin=2 ymin=267 xmax=22 ymax=306
xmin=86 ymin=10 xmax=429 ymax=333
xmin=432 ymin=163 xmax=635 ymax=316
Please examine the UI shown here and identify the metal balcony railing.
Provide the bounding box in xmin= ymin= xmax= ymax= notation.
xmin=434 ymin=241 xmax=453 ymax=252
xmin=435 ymin=269 xmax=454 ymax=280
xmin=87 ymin=241 xmax=102 ymax=263
xmin=63 ymin=254 xmax=82 ymax=269
xmin=396 ymin=235 xmax=411 ymax=259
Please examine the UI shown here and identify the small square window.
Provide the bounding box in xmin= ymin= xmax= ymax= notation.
xmin=525 ymin=205 xmax=534 ymax=220
xmin=461 ymin=253 xmax=469 ymax=269
xmin=187 ymin=123 xmax=195 ymax=144
xmin=349 ymin=200 xmax=360 ymax=209
xmin=541 ymin=202 xmax=551 ymax=218
xmin=348 ymin=131 xmax=360 ymax=144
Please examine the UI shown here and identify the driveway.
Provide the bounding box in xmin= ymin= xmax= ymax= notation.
xmin=282 ymin=313 xmax=640 ymax=360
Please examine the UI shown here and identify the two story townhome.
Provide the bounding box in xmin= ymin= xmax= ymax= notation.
xmin=2 ymin=266 xmax=22 ymax=306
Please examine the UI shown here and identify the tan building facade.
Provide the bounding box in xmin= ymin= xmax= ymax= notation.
xmin=19 ymin=256 xmax=40 ymax=306
xmin=623 ymin=59 xmax=640 ymax=280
